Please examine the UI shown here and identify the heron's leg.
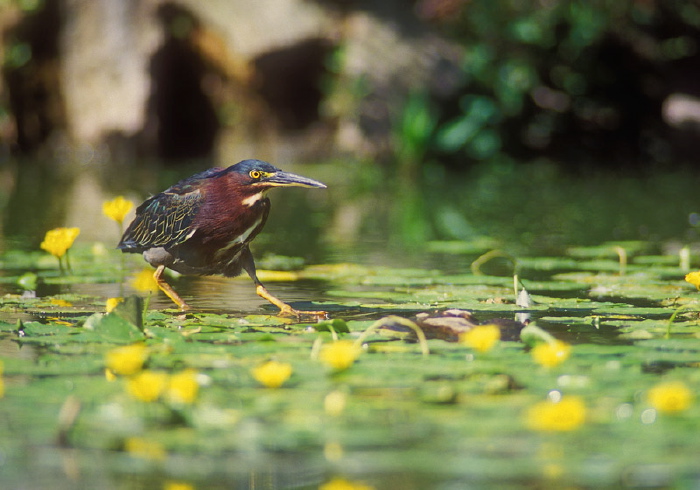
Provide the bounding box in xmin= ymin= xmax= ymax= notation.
xmin=239 ymin=247 xmax=326 ymax=319
xmin=255 ymin=283 xmax=298 ymax=316
xmin=153 ymin=265 xmax=190 ymax=310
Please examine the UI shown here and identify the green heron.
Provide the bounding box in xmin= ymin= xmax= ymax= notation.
xmin=118 ymin=159 xmax=327 ymax=317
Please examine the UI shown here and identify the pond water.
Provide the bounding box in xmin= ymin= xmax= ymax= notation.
xmin=4 ymin=157 xmax=699 ymax=304
xmin=2 ymin=157 xmax=700 ymax=489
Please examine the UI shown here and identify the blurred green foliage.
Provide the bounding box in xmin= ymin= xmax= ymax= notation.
xmin=398 ymin=0 xmax=700 ymax=167
xmin=2 ymin=0 xmax=699 ymax=168
xmin=393 ymin=92 xmax=437 ymax=166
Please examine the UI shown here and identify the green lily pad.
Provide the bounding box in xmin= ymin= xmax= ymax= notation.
xmin=567 ymin=241 xmax=651 ymax=258
xmin=83 ymin=312 xmax=145 ymax=343
xmin=19 ymin=320 xmax=75 ymax=337
xmin=315 ymin=318 xmax=350 ymax=334
xmin=5 ymin=228 xmax=700 ymax=490
xmin=425 ymin=238 xmax=501 ymax=255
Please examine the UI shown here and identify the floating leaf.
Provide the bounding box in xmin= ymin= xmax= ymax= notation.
xmin=315 ymin=318 xmax=350 ymax=334
xmin=111 ymin=295 xmax=144 ymax=331
xmin=17 ymin=272 xmax=38 ymax=291
xmin=83 ymin=312 xmax=145 ymax=343
xmin=520 ymin=323 xmax=557 ymax=347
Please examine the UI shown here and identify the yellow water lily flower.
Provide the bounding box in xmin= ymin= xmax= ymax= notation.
xmin=647 ymin=380 xmax=693 ymax=414
xmin=50 ymin=298 xmax=73 ymax=307
xmin=167 ymin=369 xmax=200 ymax=404
xmin=324 ymin=390 xmax=348 ymax=416
xmin=126 ymin=370 xmax=168 ymax=402
xmin=526 ymin=396 xmax=586 ymax=432
xmin=685 ymin=271 xmax=700 ymax=290
xmin=105 ymin=297 xmax=124 ymax=313
xmin=459 ymin=324 xmax=501 ymax=353
xmin=319 ymin=340 xmax=361 ymax=371
xmin=103 ymin=196 xmax=134 ymax=225
xmin=319 ymin=477 xmax=375 ymax=490
xmin=40 ymin=227 xmax=80 ymax=259
xmin=124 ymin=436 xmax=166 ymax=461
xmin=532 ymin=340 xmax=571 ymax=368
xmin=252 ymin=360 xmax=293 ymax=388
xmin=132 ymin=268 xmax=160 ymax=292
xmin=105 ymin=343 xmax=148 ymax=376
xmin=164 ymin=482 xmax=194 ymax=490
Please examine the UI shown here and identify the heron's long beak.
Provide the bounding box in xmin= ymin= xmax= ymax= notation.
xmin=264 ymin=171 xmax=327 ymax=189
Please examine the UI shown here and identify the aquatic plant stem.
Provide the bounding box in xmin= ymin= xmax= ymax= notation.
xmin=666 ymin=304 xmax=693 ymax=339
xmin=65 ymin=250 xmax=74 ymax=274
xmin=143 ymin=291 xmax=152 ymax=320
xmin=354 ymin=316 xmax=429 ymax=357
xmin=680 ymin=246 xmax=690 ymax=273
xmin=614 ymin=246 xmax=627 ymax=275
xmin=310 ymin=337 xmax=323 ymax=359
xmin=56 ymin=395 xmax=81 ymax=447
xmin=471 ymin=249 xmax=517 ymax=276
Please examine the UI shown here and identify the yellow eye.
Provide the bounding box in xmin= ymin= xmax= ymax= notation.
xmin=249 ymin=170 xmax=261 ymax=179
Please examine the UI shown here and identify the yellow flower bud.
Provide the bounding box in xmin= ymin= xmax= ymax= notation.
xmin=685 ymin=271 xmax=700 ymax=290
xmin=532 ymin=340 xmax=571 ymax=368
xmin=319 ymin=477 xmax=375 ymax=490
xmin=164 ymin=482 xmax=194 ymax=490
xmin=40 ymin=227 xmax=80 ymax=258
xmin=324 ymin=390 xmax=348 ymax=416
xmin=319 ymin=340 xmax=361 ymax=371
xmin=126 ymin=370 xmax=168 ymax=402
xmin=647 ymin=381 xmax=692 ymax=414
xmin=132 ymin=268 xmax=160 ymax=292
xmin=105 ymin=343 xmax=148 ymax=376
xmin=251 ymin=360 xmax=293 ymax=388
xmin=526 ymin=396 xmax=586 ymax=432
xmin=105 ymin=297 xmax=124 ymax=313
xmin=459 ymin=324 xmax=500 ymax=353
xmin=167 ymin=369 xmax=200 ymax=404
xmin=103 ymin=196 xmax=134 ymax=225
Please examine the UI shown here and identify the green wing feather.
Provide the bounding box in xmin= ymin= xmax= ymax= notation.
xmin=118 ymin=168 xmax=221 ymax=252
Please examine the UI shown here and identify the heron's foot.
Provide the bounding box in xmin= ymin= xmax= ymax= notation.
xmin=255 ymin=284 xmax=327 ymax=320
xmin=278 ymin=304 xmax=329 ymax=320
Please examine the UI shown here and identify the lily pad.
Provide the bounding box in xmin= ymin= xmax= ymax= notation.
xmin=3 ymin=234 xmax=700 ymax=489
xmin=83 ymin=312 xmax=146 ymax=343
